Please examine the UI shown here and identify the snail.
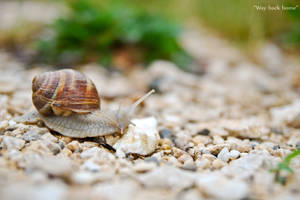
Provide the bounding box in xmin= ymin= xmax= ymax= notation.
xmin=18 ymin=69 xmax=155 ymax=138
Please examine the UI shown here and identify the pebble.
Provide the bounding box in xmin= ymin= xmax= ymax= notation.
xmin=193 ymin=135 xmax=212 ymax=145
xmin=197 ymin=128 xmax=210 ymax=136
xmin=212 ymin=159 xmax=225 ymax=169
xmin=0 ymin=120 xmax=8 ymax=131
xmin=195 ymin=158 xmax=211 ymax=169
xmin=41 ymin=132 xmax=58 ymax=143
xmin=83 ymin=159 xmax=100 ymax=172
xmin=213 ymin=135 xmax=224 ymax=144
xmin=30 ymin=156 xmax=73 ymax=177
xmin=80 ymin=147 xmax=115 ymax=164
xmin=217 ymin=147 xmax=230 ymax=162
xmin=23 ymin=129 xmax=40 ymax=141
xmin=8 ymin=119 xmax=16 ymax=126
xmin=92 ymin=180 xmax=140 ymax=200
xmin=138 ymin=165 xmax=194 ymax=190
xmin=67 ymin=140 xmax=81 ymax=152
xmin=2 ymin=136 xmax=25 ymax=150
xmin=45 ymin=141 xmax=61 ymax=155
xmin=270 ymin=100 xmax=300 ymax=128
xmin=196 ymin=173 xmax=249 ymax=200
xmin=159 ymin=128 xmax=175 ymax=142
xmin=229 ymin=150 xmax=240 ymax=159
xmin=113 ymin=117 xmax=160 ymax=157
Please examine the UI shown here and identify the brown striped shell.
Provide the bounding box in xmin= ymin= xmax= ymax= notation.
xmin=32 ymin=69 xmax=100 ymax=117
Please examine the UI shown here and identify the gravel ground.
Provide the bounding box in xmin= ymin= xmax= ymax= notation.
xmin=0 ymin=1 xmax=300 ymax=200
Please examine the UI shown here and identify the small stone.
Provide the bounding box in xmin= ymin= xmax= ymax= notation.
xmin=213 ymin=135 xmax=224 ymax=144
xmin=237 ymin=144 xmax=251 ymax=153
xmin=178 ymin=153 xmax=193 ymax=165
xmin=229 ymin=150 xmax=240 ymax=159
xmin=208 ymin=144 xmax=229 ymax=155
xmin=2 ymin=136 xmax=25 ymax=150
xmin=196 ymin=173 xmax=249 ymax=200
xmin=67 ymin=140 xmax=81 ymax=152
xmin=212 ymin=159 xmax=225 ymax=169
xmin=181 ymin=159 xmax=197 ymax=171
xmin=196 ymin=158 xmax=210 ymax=169
xmin=218 ymin=147 xmax=230 ymax=162
xmin=8 ymin=120 xmax=16 ymax=126
xmin=83 ymin=159 xmax=100 ymax=172
xmin=0 ymin=120 xmax=8 ymax=131
xmin=45 ymin=141 xmax=61 ymax=155
xmin=159 ymin=128 xmax=175 ymax=142
xmin=60 ymin=148 xmax=72 ymax=156
xmin=30 ymin=156 xmax=73 ymax=177
xmin=58 ymin=140 xmax=65 ymax=149
xmin=41 ymin=132 xmax=58 ymax=143
xmin=202 ymin=154 xmax=216 ymax=162
xmin=92 ymin=180 xmax=140 ymax=200
xmin=113 ymin=117 xmax=160 ymax=157
xmin=193 ymin=135 xmax=212 ymax=145
xmin=23 ymin=130 xmax=40 ymax=141
xmin=197 ymin=128 xmax=210 ymax=136
xmin=80 ymin=147 xmax=115 ymax=164
xmin=288 ymin=114 xmax=300 ymax=128
xmin=174 ymin=131 xmax=191 ymax=149
xmin=138 ymin=165 xmax=194 ymax=190
xmin=270 ymin=100 xmax=300 ymax=128
xmin=158 ymin=138 xmax=172 ymax=150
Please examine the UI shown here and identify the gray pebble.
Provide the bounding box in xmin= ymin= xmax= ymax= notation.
xmin=45 ymin=141 xmax=61 ymax=155
xmin=23 ymin=130 xmax=40 ymax=141
xmin=197 ymin=128 xmax=210 ymax=136
xmin=159 ymin=128 xmax=175 ymax=142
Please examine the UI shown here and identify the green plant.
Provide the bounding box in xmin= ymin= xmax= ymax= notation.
xmin=37 ymin=0 xmax=192 ymax=68
xmin=271 ymin=148 xmax=300 ymax=185
xmin=280 ymin=3 xmax=300 ymax=48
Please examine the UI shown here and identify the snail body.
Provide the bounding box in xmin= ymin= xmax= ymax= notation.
xmin=25 ymin=69 xmax=154 ymax=138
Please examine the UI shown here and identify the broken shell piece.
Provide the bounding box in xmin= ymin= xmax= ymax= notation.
xmin=113 ymin=117 xmax=160 ymax=157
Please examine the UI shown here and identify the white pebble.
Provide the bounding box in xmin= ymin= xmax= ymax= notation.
xmin=8 ymin=120 xmax=16 ymax=126
xmin=113 ymin=117 xmax=160 ymax=157
xmin=83 ymin=159 xmax=100 ymax=172
xmin=2 ymin=136 xmax=25 ymax=150
xmin=196 ymin=173 xmax=249 ymax=200
xmin=217 ymin=147 xmax=230 ymax=162
xmin=230 ymin=150 xmax=240 ymax=159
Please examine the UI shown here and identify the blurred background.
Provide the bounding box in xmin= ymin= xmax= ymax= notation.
xmin=0 ymin=0 xmax=299 ymax=71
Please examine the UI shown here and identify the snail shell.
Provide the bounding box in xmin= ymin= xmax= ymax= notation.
xmin=32 ymin=69 xmax=100 ymax=117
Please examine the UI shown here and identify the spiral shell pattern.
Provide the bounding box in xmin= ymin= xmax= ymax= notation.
xmin=32 ymin=69 xmax=100 ymax=116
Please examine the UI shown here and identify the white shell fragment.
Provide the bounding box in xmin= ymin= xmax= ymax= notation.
xmin=113 ymin=117 xmax=160 ymax=157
